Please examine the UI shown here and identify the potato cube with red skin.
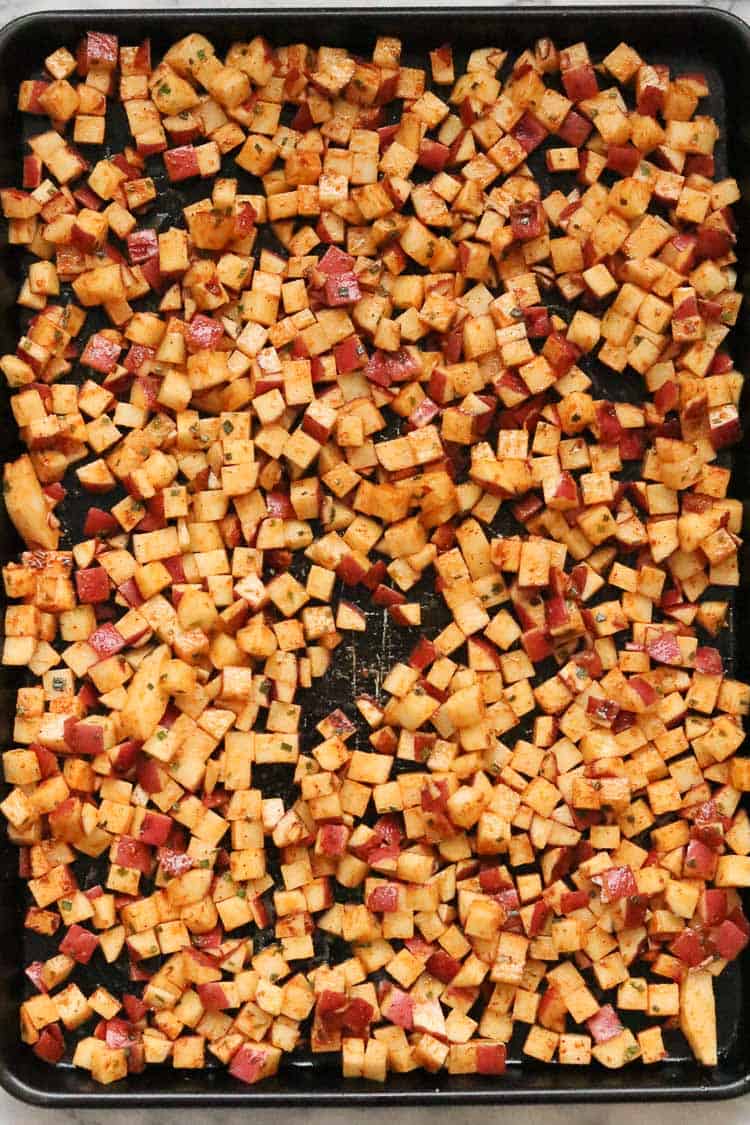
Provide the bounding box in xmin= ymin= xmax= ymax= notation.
xmin=75 ymin=567 xmax=110 ymax=604
xmin=59 ymin=924 xmax=99 ymax=964
xmin=229 ymin=1042 xmax=281 ymax=1084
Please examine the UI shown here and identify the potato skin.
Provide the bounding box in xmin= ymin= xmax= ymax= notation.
xmin=3 ymin=454 xmax=59 ymax=549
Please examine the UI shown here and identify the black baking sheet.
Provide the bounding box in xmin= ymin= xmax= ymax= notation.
xmin=0 ymin=5 xmax=748 ymax=1105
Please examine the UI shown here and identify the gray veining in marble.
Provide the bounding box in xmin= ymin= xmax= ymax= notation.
xmin=1 ymin=0 xmax=750 ymax=1119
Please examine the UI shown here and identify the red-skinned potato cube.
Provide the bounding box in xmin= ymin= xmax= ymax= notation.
xmin=712 ymin=919 xmax=750 ymax=961
xmin=88 ymin=623 xmax=125 ymax=659
xmin=23 ymin=155 xmax=43 ymax=189
xmin=164 ymin=145 xmax=200 ymax=183
xmin=112 ymin=740 xmax=140 ymax=773
xmin=84 ymin=508 xmax=119 ymax=537
xmin=136 ymin=755 xmax=166 ymax=794
xmin=524 ymin=306 xmax=552 ymax=338
xmin=75 ymin=567 xmax=110 ymax=603
xmin=372 ymin=584 xmax=406 ymax=608
xmin=696 ymin=225 xmax=732 ymax=262
xmin=65 ymin=719 xmax=104 ymax=757
xmin=698 ymin=889 xmax=728 ymax=927
xmin=115 ymin=836 xmax=152 ymax=875
xmin=164 ymin=115 xmax=201 ymax=145
xmin=367 ymin=884 xmax=400 ymax=912
xmin=136 ymin=131 xmax=167 ymax=157
xmin=560 ymin=890 xmax=589 ymax=914
xmin=137 ymin=811 xmax=172 ymax=846
xmin=709 ymin=404 xmax=742 ymax=450
xmin=229 ymin=1044 xmax=276 ymax=1085
xmin=528 ymin=900 xmax=551 ymax=936
xmin=124 ymin=343 xmax=156 ymax=374
xmin=586 ymin=1004 xmax=623 ymax=1044
xmin=59 ymin=923 xmax=99 ymax=964
xmin=78 ymin=32 xmax=118 ymax=74
xmin=126 ymin=228 xmax=158 ymax=264
xmin=646 ymin=631 xmax=681 ymax=666
xmin=33 ymin=1023 xmax=65 ymax=1064
xmin=476 ymin=1043 xmax=507 ymax=1075
xmin=324 ymin=272 xmax=361 ymax=307
xmin=512 ymin=111 xmax=548 ymax=153
xmin=380 ymin=984 xmax=414 ymax=1029
xmin=340 ymin=997 xmax=374 ymax=1036
xmin=684 ymin=839 xmax=718 ymax=880
xmin=104 ymin=1019 xmax=140 ymax=1050
xmin=562 ymin=63 xmax=598 ymax=101
xmin=409 ymin=636 xmax=437 ymax=671
xmin=318 ymin=246 xmax=355 ymax=276
xmin=594 ymin=865 xmax=638 ymax=903
xmin=510 ymin=200 xmax=544 ymax=241
xmin=197 ymin=982 xmax=231 ymax=1010
xmin=74 ymin=185 xmax=103 ymax=211
xmin=123 ymin=994 xmax=148 ymax=1022
xmin=521 ymin=627 xmax=553 ymax=663
xmin=557 ymin=109 xmax=592 ymax=146
xmin=426 ymin=950 xmax=462 ymax=983
xmin=334 ymin=334 xmax=368 ymax=373
xmin=33 ymin=745 xmax=59 ymax=780
xmin=234 ymin=201 xmax=256 ymax=237
xmin=18 ymin=80 xmax=49 ymax=114
xmin=418 ymin=139 xmax=450 ymax=171
xmin=606 ymin=144 xmax=640 ymax=176
xmin=636 ymin=64 xmax=668 ymax=116
xmin=188 ymin=314 xmax=223 ymax=351
xmin=316 ymin=824 xmax=350 ymax=857
xmin=81 ymin=333 xmax=121 ymax=374
xmin=670 ymin=927 xmax=707 ymax=967
xmin=409 ymin=397 xmax=440 ymax=428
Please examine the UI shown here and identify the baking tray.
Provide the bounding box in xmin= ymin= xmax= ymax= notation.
xmin=0 ymin=4 xmax=749 ymax=1107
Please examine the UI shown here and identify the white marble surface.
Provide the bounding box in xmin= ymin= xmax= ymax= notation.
xmin=3 ymin=1099 xmax=750 ymax=1125
xmin=0 ymin=0 xmax=749 ymax=1120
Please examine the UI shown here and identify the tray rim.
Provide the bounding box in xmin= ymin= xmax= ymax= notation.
xmin=0 ymin=2 xmax=749 ymax=1107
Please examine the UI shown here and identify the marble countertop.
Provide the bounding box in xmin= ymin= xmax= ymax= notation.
xmin=1 ymin=0 xmax=749 ymax=1120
